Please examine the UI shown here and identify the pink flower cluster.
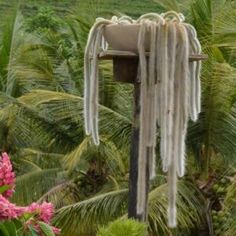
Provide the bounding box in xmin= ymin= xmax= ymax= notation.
xmin=25 ymin=220 xmax=61 ymax=235
xmin=25 ymin=202 xmax=60 ymax=234
xmin=0 ymin=152 xmax=15 ymax=198
xmin=0 ymin=195 xmax=25 ymax=220
xmin=27 ymin=202 xmax=54 ymax=224
xmin=0 ymin=152 xmax=60 ymax=235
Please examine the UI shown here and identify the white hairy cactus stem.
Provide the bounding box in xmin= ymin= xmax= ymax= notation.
xmin=83 ymin=12 xmax=202 ymax=228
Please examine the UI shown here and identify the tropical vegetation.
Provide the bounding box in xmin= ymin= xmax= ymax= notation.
xmin=0 ymin=152 xmax=60 ymax=235
xmin=0 ymin=0 xmax=235 ymax=235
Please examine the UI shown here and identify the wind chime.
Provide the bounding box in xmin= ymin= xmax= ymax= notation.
xmin=83 ymin=11 xmax=204 ymax=228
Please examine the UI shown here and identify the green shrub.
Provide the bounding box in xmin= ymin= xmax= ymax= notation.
xmin=26 ymin=6 xmax=61 ymax=32
xmin=97 ymin=219 xmax=147 ymax=236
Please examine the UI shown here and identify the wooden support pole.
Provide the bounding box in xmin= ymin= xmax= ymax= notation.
xmin=128 ymin=81 xmax=140 ymax=219
xmin=98 ymin=50 xmax=207 ymax=223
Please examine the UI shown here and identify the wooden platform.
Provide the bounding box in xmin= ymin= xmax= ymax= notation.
xmin=98 ymin=50 xmax=207 ymax=84
xmin=98 ymin=50 xmax=208 ymax=62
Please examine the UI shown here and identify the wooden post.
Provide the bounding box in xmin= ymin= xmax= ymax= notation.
xmin=128 ymin=80 xmax=151 ymax=221
xmin=98 ymin=50 xmax=207 ymax=223
xmin=127 ymin=81 xmax=140 ymax=219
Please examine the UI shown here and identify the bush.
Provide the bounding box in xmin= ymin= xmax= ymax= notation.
xmin=97 ymin=219 xmax=147 ymax=236
xmin=26 ymin=7 xmax=61 ymax=32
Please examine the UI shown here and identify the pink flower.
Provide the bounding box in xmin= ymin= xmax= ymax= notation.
xmin=52 ymin=226 xmax=61 ymax=234
xmin=25 ymin=221 xmax=61 ymax=235
xmin=27 ymin=202 xmax=54 ymax=224
xmin=0 ymin=152 xmax=15 ymax=198
xmin=0 ymin=153 xmax=60 ymax=234
xmin=39 ymin=202 xmax=54 ymax=223
xmin=0 ymin=195 xmax=26 ymax=220
xmin=25 ymin=202 xmax=60 ymax=234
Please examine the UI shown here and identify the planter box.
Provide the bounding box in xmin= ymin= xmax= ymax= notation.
xmin=104 ymin=24 xmax=150 ymax=52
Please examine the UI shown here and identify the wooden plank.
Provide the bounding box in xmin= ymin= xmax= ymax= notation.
xmin=98 ymin=50 xmax=208 ymax=61
xmin=113 ymin=58 xmax=138 ymax=83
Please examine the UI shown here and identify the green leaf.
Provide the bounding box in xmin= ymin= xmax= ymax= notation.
xmin=0 ymin=185 xmax=10 ymax=194
xmin=12 ymin=219 xmax=22 ymax=231
xmin=0 ymin=221 xmax=19 ymax=236
xmin=2 ymin=222 xmax=17 ymax=236
xmin=0 ymin=223 xmax=10 ymax=236
xmin=12 ymin=168 xmax=62 ymax=205
xmin=28 ymin=225 xmax=39 ymax=236
xmin=53 ymin=189 xmax=128 ymax=235
xmin=38 ymin=222 xmax=55 ymax=236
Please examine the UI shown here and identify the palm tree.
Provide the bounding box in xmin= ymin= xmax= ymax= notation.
xmin=0 ymin=0 xmax=133 ymax=208
xmin=155 ymin=0 xmax=236 ymax=175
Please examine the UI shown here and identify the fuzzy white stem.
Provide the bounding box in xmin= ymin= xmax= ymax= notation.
xmin=159 ymin=22 xmax=169 ymax=172
xmin=163 ymin=22 xmax=176 ymax=171
xmin=155 ymin=23 xmax=161 ymax=126
xmin=84 ymin=14 xmax=202 ymax=228
xmin=84 ymin=19 xmax=114 ymax=137
xmin=90 ymin=26 xmax=104 ymax=145
xmin=148 ymin=21 xmax=157 ymax=179
xmin=137 ymin=20 xmax=148 ymax=214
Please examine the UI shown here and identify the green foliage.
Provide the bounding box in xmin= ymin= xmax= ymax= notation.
xmin=53 ymin=180 xmax=205 ymax=236
xmin=97 ymin=219 xmax=147 ymax=236
xmin=208 ymin=168 xmax=236 ymax=236
xmin=221 ymin=174 xmax=236 ymax=236
xmin=38 ymin=221 xmax=55 ymax=236
xmin=25 ymin=7 xmax=61 ymax=32
xmin=153 ymin=0 xmax=236 ymax=175
xmin=0 ymin=220 xmax=57 ymax=236
xmin=148 ymin=180 xmax=205 ymax=235
xmin=0 ymin=185 xmax=10 ymax=194
xmin=212 ymin=209 xmax=230 ymax=236
xmin=12 ymin=168 xmax=63 ymax=205
xmin=0 ymin=221 xmax=17 ymax=236
xmin=53 ymin=189 xmax=128 ymax=235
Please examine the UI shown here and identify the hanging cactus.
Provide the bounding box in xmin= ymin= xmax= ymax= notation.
xmin=83 ymin=11 xmax=202 ymax=228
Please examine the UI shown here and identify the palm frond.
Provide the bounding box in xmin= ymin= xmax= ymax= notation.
xmin=19 ymin=90 xmax=132 ymax=148
xmin=221 ymin=177 xmax=236 ymax=236
xmin=63 ymin=136 xmax=127 ymax=176
xmin=182 ymin=0 xmax=236 ymax=169
xmin=0 ymin=0 xmax=20 ymax=94
xmin=12 ymin=168 xmax=65 ymax=205
xmin=53 ymin=189 xmax=128 ymax=236
xmin=224 ymin=176 xmax=236 ymax=208
xmin=0 ymin=92 xmax=79 ymax=153
xmin=18 ymin=148 xmax=64 ymax=169
xmin=153 ymin=0 xmax=180 ymax=11
xmin=148 ymin=180 xmax=205 ymax=235
xmin=54 ymin=179 xmax=205 ymax=236
xmin=37 ymin=181 xmax=77 ymax=209
xmin=187 ymin=62 xmax=236 ymax=164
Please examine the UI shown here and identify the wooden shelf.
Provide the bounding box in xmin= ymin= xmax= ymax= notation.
xmin=97 ymin=50 xmax=207 ymax=84
xmin=98 ymin=50 xmax=208 ymax=62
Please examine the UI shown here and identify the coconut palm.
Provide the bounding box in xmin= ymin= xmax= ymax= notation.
xmin=155 ymin=0 xmax=236 ymax=175
xmin=0 ymin=1 xmax=132 ymax=209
